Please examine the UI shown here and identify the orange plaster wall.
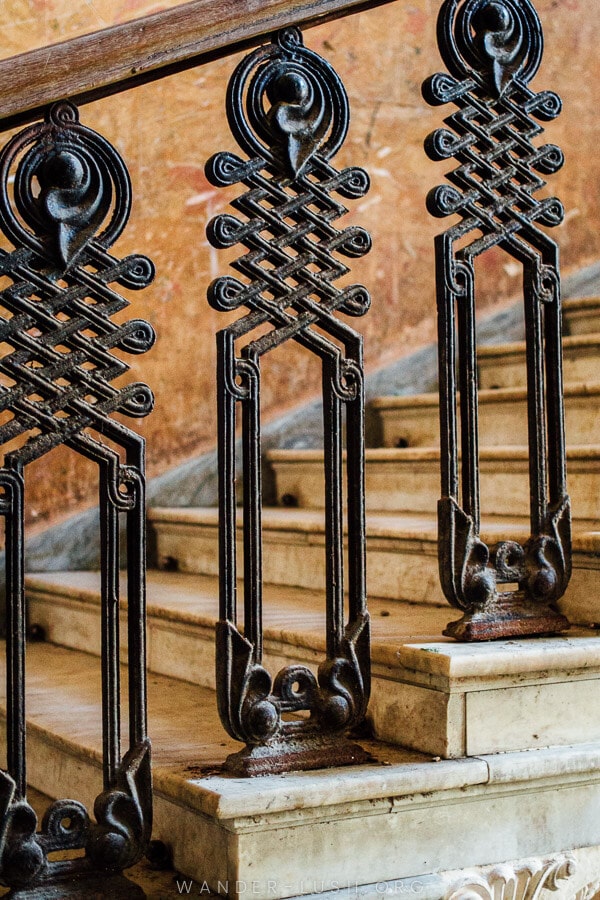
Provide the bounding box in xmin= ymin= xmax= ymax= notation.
xmin=1 ymin=0 xmax=598 ymax=531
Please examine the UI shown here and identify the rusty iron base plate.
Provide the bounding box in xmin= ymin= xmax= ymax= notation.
xmin=223 ymin=734 xmax=373 ymax=777
xmin=7 ymin=874 xmax=146 ymax=899
xmin=444 ymin=594 xmax=571 ymax=642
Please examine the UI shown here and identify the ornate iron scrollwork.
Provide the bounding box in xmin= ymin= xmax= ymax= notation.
xmin=207 ymin=28 xmax=371 ymax=774
xmin=424 ymin=0 xmax=571 ymax=640
xmin=0 ymin=101 xmax=153 ymax=889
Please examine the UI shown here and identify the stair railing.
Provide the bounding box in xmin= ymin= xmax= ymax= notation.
xmin=424 ymin=0 xmax=572 ymax=640
xmin=206 ymin=27 xmax=372 ymax=774
xmin=0 ymin=0 xmax=574 ymax=889
xmin=0 ymin=0 xmax=388 ymax=888
xmin=0 ymin=100 xmax=155 ymax=889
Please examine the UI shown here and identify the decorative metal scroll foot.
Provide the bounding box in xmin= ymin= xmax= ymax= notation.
xmin=0 ymin=101 xmax=154 ymax=888
xmin=424 ymin=1 xmax=572 ymax=641
xmin=444 ymin=597 xmax=570 ymax=642
xmin=207 ymin=29 xmax=372 ymax=773
xmin=224 ymin=734 xmax=372 ymax=777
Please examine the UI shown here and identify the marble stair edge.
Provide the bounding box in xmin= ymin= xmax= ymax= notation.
xmin=3 ymin=641 xmax=600 ymax=899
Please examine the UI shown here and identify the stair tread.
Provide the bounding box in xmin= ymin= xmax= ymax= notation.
xmin=4 ymin=642 xmax=229 ymax=771
xmin=267 ymin=445 xmax=600 ymax=462
xmin=26 ymin=569 xmax=600 ymax=677
xmin=10 ymin=643 xmax=600 ymax=890
xmin=371 ymin=380 xmax=600 ymax=409
xmin=564 ymin=295 xmax=600 ymax=309
xmin=0 ymin=641 xmax=498 ymax=819
xmin=26 ymin=569 xmax=453 ymax=654
xmin=148 ymin=505 xmax=599 ymax=546
xmin=478 ymin=332 xmax=600 ymax=358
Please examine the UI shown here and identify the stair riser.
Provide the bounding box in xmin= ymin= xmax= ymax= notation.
xmin=377 ymin=394 xmax=599 ymax=448
xmin=151 ymin=520 xmax=443 ymax=604
xmin=29 ymin=589 xmax=455 ymax=754
xmin=271 ymin=457 xmax=600 ymax=519
xmin=149 ymin=520 xmax=600 ymax=626
xmin=479 ymin=345 xmax=600 ymax=390
xmin=565 ymin=303 xmax=600 ymax=335
xmin=4 ymin=716 xmax=600 ymax=899
xmin=28 ymin=582 xmax=600 ymax=759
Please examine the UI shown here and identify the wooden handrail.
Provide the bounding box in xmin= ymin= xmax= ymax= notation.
xmin=0 ymin=0 xmax=393 ymax=130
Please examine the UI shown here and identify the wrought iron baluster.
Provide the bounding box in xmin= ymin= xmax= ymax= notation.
xmin=424 ymin=0 xmax=571 ymax=640
xmin=207 ymin=27 xmax=372 ymax=775
xmin=0 ymin=101 xmax=154 ymax=890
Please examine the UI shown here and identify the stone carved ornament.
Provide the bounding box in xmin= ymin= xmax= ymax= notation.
xmin=573 ymin=881 xmax=600 ymax=900
xmin=442 ymin=854 xmax=584 ymax=900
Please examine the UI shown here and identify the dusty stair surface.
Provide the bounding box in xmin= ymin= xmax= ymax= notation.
xmin=19 ymin=294 xmax=600 ymax=896
xmin=4 ymin=642 xmax=600 ymax=897
xmin=26 ymin=567 xmax=600 ymax=758
xmin=147 ymin=506 xmax=600 ymax=624
xmin=562 ymin=295 xmax=600 ymax=335
xmin=372 ymin=296 xmax=600 ymax=449
xmin=267 ymin=446 xmax=600 ymax=519
xmin=467 ymin=296 xmax=600 ymax=390
xmin=370 ymin=382 xmax=600 ymax=448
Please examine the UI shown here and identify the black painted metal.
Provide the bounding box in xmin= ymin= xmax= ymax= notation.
xmin=207 ymin=27 xmax=372 ymax=774
xmin=0 ymin=101 xmax=154 ymax=889
xmin=424 ymin=0 xmax=571 ymax=640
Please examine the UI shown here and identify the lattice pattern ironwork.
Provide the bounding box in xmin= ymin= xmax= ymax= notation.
xmin=424 ymin=0 xmax=571 ymax=640
xmin=0 ymin=101 xmax=154 ymax=889
xmin=207 ymin=28 xmax=372 ymax=774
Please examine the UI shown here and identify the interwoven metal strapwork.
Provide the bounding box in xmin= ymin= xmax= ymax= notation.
xmin=424 ymin=0 xmax=571 ymax=640
xmin=0 ymin=101 xmax=154 ymax=889
xmin=207 ymin=27 xmax=372 ymax=775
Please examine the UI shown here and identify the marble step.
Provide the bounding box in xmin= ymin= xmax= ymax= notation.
xmin=478 ymin=334 xmax=600 ymax=390
xmin=564 ymin=296 xmax=600 ymax=335
xmin=26 ymin=569 xmax=600 ymax=760
xmin=5 ymin=642 xmax=600 ymax=897
xmin=267 ymin=446 xmax=600 ymax=520
xmin=147 ymin=507 xmax=600 ymax=625
xmin=371 ymin=382 xmax=600 ymax=448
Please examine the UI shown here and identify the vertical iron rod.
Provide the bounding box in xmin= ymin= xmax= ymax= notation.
xmin=99 ymin=463 xmax=121 ymax=789
xmin=457 ymin=274 xmax=480 ymax=530
xmin=345 ymin=345 xmax=366 ymax=623
xmin=127 ymin=443 xmax=147 ymax=747
xmin=323 ymin=357 xmax=344 ymax=657
xmin=242 ymin=354 xmax=263 ymax=658
xmin=437 ymin=240 xmax=459 ymax=503
xmin=543 ymin=247 xmax=567 ymax=505
xmin=5 ymin=469 xmax=26 ymax=798
xmin=524 ymin=263 xmax=548 ymax=535
xmin=217 ymin=331 xmax=238 ymax=627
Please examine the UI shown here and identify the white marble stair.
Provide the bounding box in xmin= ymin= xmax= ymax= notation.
xmin=146 ymin=506 xmax=600 ymax=625
xmin=4 ymin=641 xmax=600 ymax=898
xmin=371 ymin=382 xmax=600 ymax=448
xmin=24 ymin=567 xmax=448 ymax=752
xmin=477 ymin=296 xmax=600 ymax=389
xmin=24 ymin=568 xmax=600 ymax=759
xmin=267 ymin=446 xmax=600 ymax=520
xmin=478 ymin=333 xmax=600 ymax=390
xmin=564 ymin=295 xmax=600 ymax=335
